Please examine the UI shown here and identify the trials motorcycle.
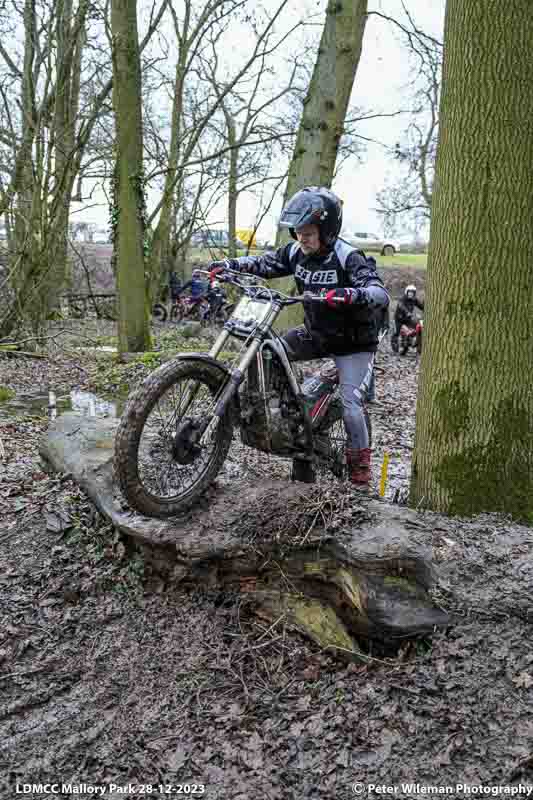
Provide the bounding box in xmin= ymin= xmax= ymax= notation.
xmin=399 ymin=319 xmax=423 ymax=355
xmin=115 ymin=269 xmax=372 ymax=518
xmin=391 ymin=318 xmax=423 ymax=356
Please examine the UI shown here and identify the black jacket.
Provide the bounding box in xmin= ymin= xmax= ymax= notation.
xmin=394 ymin=297 xmax=424 ymax=328
xmin=225 ymin=240 xmax=389 ymax=355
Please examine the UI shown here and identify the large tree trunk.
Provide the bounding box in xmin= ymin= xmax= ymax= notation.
xmin=410 ymin=0 xmax=533 ymax=521
xmin=45 ymin=0 xmax=85 ymax=313
xmin=111 ymin=0 xmax=150 ymax=353
xmin=6 ymin=0 xmax=42 ymax=338
xmin=277 ymin=0 xmax=367 ymax=245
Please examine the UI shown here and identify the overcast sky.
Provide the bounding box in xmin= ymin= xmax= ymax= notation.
xmin=335 ymin=0 xmax=444 ymax=237
xmin=71 ymin=0 xmax=445 ymax=239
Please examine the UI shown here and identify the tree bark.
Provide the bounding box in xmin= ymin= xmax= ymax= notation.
xmin=226 ymin=112 xmax=239 ymax=258
xmin=277 ymin=0 xmax=367 ymax=244
xmin=45 ymin=0 xmax=86 ymax=312
xmin=111 ymin=0 xmax=150 ymax=353
xmin=410 ymin=0 xmax=533 ymax=521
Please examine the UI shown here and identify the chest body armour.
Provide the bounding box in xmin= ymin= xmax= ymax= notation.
xmin=287 ymin=240 xmax=378 ymax=355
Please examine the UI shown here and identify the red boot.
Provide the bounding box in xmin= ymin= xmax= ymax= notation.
xmin=346 ymin=448 xmax=372 ymax=487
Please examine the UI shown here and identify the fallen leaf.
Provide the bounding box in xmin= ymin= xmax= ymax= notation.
xmin=301 ymin=664 xmax=320 ymax=681
xmin=513 ymin=671 xmax=533 ymax=689
xmin=45 ymin=511 xmax=73 ymax=533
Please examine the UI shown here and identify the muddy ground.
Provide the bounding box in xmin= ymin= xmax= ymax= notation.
xmin=1 ymin=317 xmax=533 ymax=800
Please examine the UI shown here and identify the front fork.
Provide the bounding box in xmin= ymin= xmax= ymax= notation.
xmin=202 ymin=329 xmax=315 ymax=462
xmin=178 ymin=319 xmax=312 ymax=463
xmin=179 ymin=331 xmax=263 ymax=447
xmin=172 ymin=329 xmax=233 ymax=428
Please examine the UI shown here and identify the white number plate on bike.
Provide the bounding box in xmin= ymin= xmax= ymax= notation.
xmin=230 ymin=296 xmax=271 ymax=326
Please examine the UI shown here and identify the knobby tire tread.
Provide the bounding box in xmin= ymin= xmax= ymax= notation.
xmin=115 ymin=358 xmax=233 ymax=518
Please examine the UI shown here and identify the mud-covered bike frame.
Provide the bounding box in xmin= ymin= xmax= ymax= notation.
xmin=115 ymin=267 xmax=374 ymax=517
xmin=176 ymin=269 xmax=356 ymax=458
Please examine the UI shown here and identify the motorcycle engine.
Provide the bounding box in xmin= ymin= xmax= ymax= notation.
xmin=239 ymin=393 xmax=300 ymax=454
xmin=239 ymin=357 xmax=301 ymax=455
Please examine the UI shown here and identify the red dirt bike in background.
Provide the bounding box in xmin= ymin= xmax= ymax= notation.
xmin=169 ymin=296 xmax=209 ymax=323
xmin=152 ymin=296 xmax=206 ymax=324
xmin=399 ymin=319 xmax=423 ymax=355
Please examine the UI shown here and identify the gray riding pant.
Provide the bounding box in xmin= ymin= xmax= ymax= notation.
xmin=282 ymin=326 xmax=374 ymax=450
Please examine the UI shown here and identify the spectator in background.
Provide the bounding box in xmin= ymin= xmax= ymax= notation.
xmin=391 ymin=284 xmax=424 ymax=352
xmin=178 ymin=269 xmax=209 ymax=307
xmin=169 ymin=270 xmax=182 ymax=302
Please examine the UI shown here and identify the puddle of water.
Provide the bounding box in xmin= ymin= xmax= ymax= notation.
xmin=0 ymin=389 xmax=123 ymax=420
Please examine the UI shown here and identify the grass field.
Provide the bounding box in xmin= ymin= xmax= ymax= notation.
xmin=377 ymin=252 xmax=427 ymax=269
xmin=187 ymin=247 xmax=427 ymax=271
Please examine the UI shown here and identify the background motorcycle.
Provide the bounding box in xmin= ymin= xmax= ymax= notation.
xmin=399 ymin=319 xmax=423 ymax=355
xmin=152 ymin=301 xmax=169 ymax=323
xmin=199 ymin=288 xmax=235 ymax=327
xmin=115 ymin=269 xmax=372 ymax=518
xmin=170 ymin=295 xmax=209 ymax=323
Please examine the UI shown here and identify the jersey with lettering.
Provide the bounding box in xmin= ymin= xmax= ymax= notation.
xmin=223 ymin=240 xmax=388 ymax=354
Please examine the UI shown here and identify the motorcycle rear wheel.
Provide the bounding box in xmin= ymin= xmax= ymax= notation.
xmin=115 ymin=358 xmax=234 ymax=517
xmin=316 ymin=401 xmax=372 ymax=479
xmin=152 ymin=303 xmax=168 ymax=323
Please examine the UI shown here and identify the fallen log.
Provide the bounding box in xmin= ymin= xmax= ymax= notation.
xmin=0 ymin=342 xmax=47 ymax=358
xmin=39 ymin=413 xmax=450 ymax=659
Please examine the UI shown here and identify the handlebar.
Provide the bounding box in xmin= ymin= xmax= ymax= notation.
xmin=195 ymin=268 xmax=346 ymax=306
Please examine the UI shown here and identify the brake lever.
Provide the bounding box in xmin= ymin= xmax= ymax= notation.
xmin=303 ymin=291 xmax=343 ymax=303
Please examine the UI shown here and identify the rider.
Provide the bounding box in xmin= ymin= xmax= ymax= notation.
xmin=392 ymin=284 xmax=424 ymax=351
xmin=205 ymin=279 xmax=227 ymax=319
xmin=208 ymin=186 xmax=390 ymax=487
xmin=178 ymin=269 xmax=209 ymax=310
xmin=169 ymin=270 xmax=182 ymax=302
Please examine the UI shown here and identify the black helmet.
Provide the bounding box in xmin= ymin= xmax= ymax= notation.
xmin=279 ymin=186 xmax=343 ymax=246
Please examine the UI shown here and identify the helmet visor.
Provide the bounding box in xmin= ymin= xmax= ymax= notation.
xmin=279 ymin=199 xmax=324 ymax=230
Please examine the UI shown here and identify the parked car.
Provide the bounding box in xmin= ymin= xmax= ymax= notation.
xmin=256 ymin=238 xmax=275 ymax=250
xmin=190 ymin=230 xmax=246 ymax=249
xmin=341 ymin=231 xmax=401 ymax=256
xmin=92 ymin=230 xmax=110 ymax=244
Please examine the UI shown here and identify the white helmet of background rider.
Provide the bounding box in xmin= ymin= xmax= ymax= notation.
xmin=404 ymin=284 xmax=417 ymax=301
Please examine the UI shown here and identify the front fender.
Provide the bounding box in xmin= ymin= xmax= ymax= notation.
xmin=173 ymin=352 xmax=241 ymax=420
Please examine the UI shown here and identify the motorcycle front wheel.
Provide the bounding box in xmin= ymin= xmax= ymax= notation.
xmin=115 ymin=358 xmax=234 ymax=517
xmin=170 ymin=302 xmax=187 ymax=323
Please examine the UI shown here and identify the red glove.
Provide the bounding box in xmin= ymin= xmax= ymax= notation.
xmin=209 ymin=261 xmax=228 ymax=284
xmin=325 ymin=288 xmax=366 ymax=309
